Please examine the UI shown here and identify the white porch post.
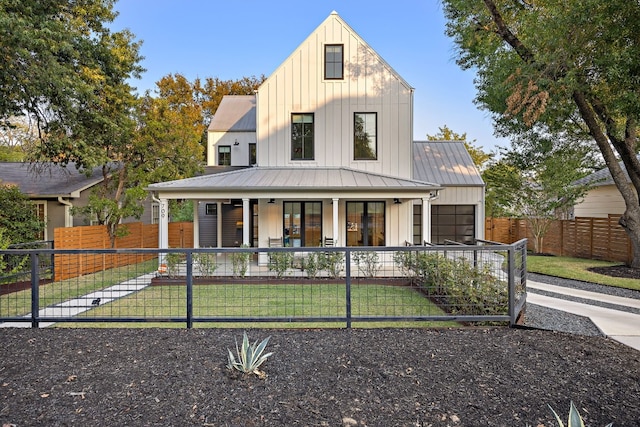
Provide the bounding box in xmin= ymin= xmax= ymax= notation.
xmin=216 ymin=201 xmax=222 ymax=248
xmin=158 ymin=198 xmax=169 ymax=271
xmin=422 ymin=197 xmax=431 ymax=245
xmin=332 ymin=198 xmax=339 ymax=245
xmin=193 ymin=200 xmax=200 ymax=248
xmin=242 ymin=198 xmax=250 ymax=246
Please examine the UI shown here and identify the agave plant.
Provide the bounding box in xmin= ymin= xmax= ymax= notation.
xmin=227 ymin=332 xmax=273 ymax=378
xmin=549 ymin=401 xmax=613 ymax=427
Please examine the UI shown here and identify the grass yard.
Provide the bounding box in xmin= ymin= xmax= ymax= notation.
xmin=0 ymin=259 xmax=158 ymax=317
xmin=527 ymin=255 xmax=640 ymax=291
xmin=63 ymin=282 xmax=459 ymax=328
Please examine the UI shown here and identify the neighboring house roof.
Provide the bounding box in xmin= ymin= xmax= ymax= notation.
xmin=412 ymin=141 xmax=484 ymax=187
xmin=573 ymin=154 xmax=640 ymax=187
xmin=149 ymin=167 xmax=441 ymax=193
xmin=0 ymin=162 xmax=104 ymax=198
xmin=208 ymin=95 xmax=256 ymax=132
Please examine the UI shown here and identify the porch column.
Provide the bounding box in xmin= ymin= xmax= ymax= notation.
xmin=193 ymin=200 xmax=200 ymax=248
xmin=332 ymin=198 xmax=339 ymax=245
xmin=242 ymin=198 xmax=250 ymax=246
xmin=216 ymin=201 xmax=222 ymax=248
xmin=158 ymin=198 xmax=169 ymax=271
xmin=422 ymin=197 xmax=431 ymax=244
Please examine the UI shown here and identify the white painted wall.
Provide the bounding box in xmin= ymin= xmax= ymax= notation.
xmin=256 ymin=13 xmax=413 ymax=178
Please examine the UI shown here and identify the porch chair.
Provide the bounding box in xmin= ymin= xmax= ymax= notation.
xmin=323 ymin=237 xmax=334 ymax=247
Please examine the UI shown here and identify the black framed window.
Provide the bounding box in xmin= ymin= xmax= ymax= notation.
xmin=354 ymin=112 xmax=377 ymax=160
xmin=431 ymin=205 xmax=475 ymax=244
xmin=218 ymin=145 xmax=231 ymax=166
xmin=283 ymin=201 xmax=322 ymax=247
xmin=249 ymin=143 xmax=257 ymax=165
xmin=413 ymin=204 xmax=422 ymax=245
xmin=291 ymin=113 xmax=314 ymax=160
xmin=205 ymin=203 xmax=217 ymax=215
xmin=325 ymin=44 xmax=343 ymax=79
xmin=346 ymin=201 xmax=385 ymax=246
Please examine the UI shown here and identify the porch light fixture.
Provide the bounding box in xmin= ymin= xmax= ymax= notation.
xmin=268 ymin=198 xmax=275 ymax=204
xmin=393 ymin=198 xmax=401 ymax=204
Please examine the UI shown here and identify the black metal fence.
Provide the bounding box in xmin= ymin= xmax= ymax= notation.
xmin=0 ymin=240 xmax=527 ymax=328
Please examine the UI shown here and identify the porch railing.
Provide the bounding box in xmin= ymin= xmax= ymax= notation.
xmin=0 ymin=240 xmax=527 ymax=328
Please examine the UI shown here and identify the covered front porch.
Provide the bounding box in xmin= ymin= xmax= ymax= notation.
xmin=147 ymin=167 xmax=442 ymax=260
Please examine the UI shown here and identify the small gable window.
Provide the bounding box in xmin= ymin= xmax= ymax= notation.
xmin=218 ymin=145 xmax=231 ymax=166
xmin=324 ymin=44 xmax=343 ymax=80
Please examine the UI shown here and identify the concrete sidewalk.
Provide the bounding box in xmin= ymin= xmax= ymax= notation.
xmin=528 ymin=280 xmax=640 ymax=352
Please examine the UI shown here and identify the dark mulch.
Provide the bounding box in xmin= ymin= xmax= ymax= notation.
xmin=1 ymin=328 xmax=639 ymax=426
xmin=588 ymin=264 xmax=640 ymax=279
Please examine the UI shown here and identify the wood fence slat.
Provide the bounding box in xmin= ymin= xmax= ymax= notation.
xmin=486 ymin=216 xmax=632 ymax=264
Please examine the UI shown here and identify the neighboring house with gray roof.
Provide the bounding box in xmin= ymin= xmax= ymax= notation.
xmin=572 ymin=155 xmax=640 ymax=218
xmin=148 ymin=12 xmax=484 ymax=256
xmin=0 ymin=162 xmax=155 ymax=240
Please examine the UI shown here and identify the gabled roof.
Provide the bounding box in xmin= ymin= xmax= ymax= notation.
xmin=0 ymin=162 xmax=104 ymax=198
xmin=258 ymin=11 xmax=413 ymax=93
xmin=208 ymin=95 xmax=256 ymax=132
xmin=149 ymin=167 xmax=440 ymax=193
xmin=413 ymin=141 xmax=484 ymax=186
xmin=573 ymin=154 xmax=640 ymax=187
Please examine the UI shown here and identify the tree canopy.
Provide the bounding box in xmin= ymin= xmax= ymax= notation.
xmin=0 ymin=184 xmax=45 ymax=244
xmin=442 ymin=0 xmax=640 ymax=266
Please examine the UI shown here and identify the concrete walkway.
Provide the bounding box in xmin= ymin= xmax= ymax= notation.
xmin=0 ymin=273 xmax=155 ymax=328
xmin=528 ymin=280 xmax=640 ymax=352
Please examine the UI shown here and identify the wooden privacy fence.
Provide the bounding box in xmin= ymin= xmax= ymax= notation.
xmin=485 ymin=216 xmax=633 ymax=264
xmin=53 ymin=222 xmax=193 ymax=281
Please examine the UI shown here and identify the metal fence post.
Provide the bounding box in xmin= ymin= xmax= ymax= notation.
xmin=507 ymin=243 xmax=516 ymax=326
xmin=345 ymin=249 xmax=351 ymax=329
xmin=186 ymin=251 xmax=193 ymax=329
xmin=30 ymin=252 xmax=40 ymax=328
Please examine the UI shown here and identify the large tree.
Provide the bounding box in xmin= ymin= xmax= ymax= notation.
xmin=442 ymin=0 xmax=640 ymax=267
xmin=0 ymin=184 xmax=45 ymax=244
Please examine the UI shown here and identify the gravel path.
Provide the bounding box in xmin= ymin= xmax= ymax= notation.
xmin=524 ymin=272 xmax=640 ymax=337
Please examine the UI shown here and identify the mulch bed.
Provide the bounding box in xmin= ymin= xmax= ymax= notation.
xmin=1 ymin=327 xmax=639 ymax=426
xmin=588 ymin=264 xmax=640 ymax=279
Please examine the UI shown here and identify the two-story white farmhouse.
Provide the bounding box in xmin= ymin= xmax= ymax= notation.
xmin=148 ymin=11 xmax=484 ymax=254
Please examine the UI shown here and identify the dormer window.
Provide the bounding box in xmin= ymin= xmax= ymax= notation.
xmin=324 ymin=44 xmax=343 ymax=80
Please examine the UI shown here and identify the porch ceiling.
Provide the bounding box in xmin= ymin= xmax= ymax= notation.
xmin=148 ymin=167 xmax=442 ymax=200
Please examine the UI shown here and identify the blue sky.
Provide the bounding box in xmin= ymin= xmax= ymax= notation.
xmin=111 ymin=0 xmax=508 ymax=152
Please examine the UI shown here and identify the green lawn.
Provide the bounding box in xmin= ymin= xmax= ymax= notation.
xmin=527 ymin=255 xmax=640 ymax=291
xmin=72 ymin=283 xmax=457 ymax=327
xmin=0 ymin=259 xmax=158 ymax=317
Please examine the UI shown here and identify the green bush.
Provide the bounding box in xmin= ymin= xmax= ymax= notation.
xmin=193 ymin=251 xmax=218 ymax=277
xmin=319 ymin=251 xmax=344 ymax=278
xmin=230 ymin=244 xmax=251 ymax=278
xmin=164 ymin=253 xmax=185 ymax=278
xmin=268 ymin=251 xmax=294 ymax=278
xmin=394 ymin=250 xmax=507 ymax=315
xmin=303 ymin=252 xmax=321 ymax=279
xmin=352 ymin=250 xmax=381 ymax=277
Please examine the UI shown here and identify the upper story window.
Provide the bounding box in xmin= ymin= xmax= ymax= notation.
xmin=291 ymin=113 xmax=314 ymax=160
xmin=354 ymin=112 xmax=377 ymax=160
xmin=218 ymin=145 xmax=231 ymax=165
xmin=249 ymin=143 xmax=257 ymax=165
xmin=324 ymin=44 xmax=343 ymax=80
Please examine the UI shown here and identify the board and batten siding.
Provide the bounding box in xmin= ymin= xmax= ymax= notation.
xmin=257 ymin=13 xmax=413 ymax=179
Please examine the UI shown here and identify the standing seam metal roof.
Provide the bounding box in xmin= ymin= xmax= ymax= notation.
xmin=412 ymin=141 xmax=484 ymax=186
xmin=148 ymin=167 xmax=441 ymax=192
